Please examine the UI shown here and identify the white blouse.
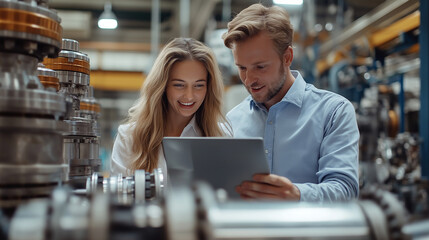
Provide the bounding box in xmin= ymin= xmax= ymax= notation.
xmin=110 ymin=116 xmax=202 ymax=185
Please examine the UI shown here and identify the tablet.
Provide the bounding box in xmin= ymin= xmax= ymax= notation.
xmin=162 ymin=137 xmax=270 ymax=198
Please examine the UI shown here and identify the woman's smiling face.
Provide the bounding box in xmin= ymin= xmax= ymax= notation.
xmin=166 ymin=59 xmax=208 ymax=122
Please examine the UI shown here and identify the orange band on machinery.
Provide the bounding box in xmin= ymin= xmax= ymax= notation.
xmin=0 ymin=8 xmax=62 ymax=42
xmin=43 ymin=57 xmax=91 ymax=75
xmin=38 ymin=75 xmax=60 ymax=91
xmin=80 ymin=102 xmax=101 ymax=113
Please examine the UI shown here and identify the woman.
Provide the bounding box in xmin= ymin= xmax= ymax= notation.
xmin=110 ymin=38 xmax=230 ymax=180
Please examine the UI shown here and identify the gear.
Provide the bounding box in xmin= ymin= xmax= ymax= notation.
xmin=360 ymin=186 xmax=409 ymax=240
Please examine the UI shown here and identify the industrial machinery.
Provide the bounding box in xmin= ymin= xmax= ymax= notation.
xmin=84 ymin=169 xmax=165 ymax=204
xmin=0 ymin=0 xmax=66 ymax=207
xmin=37 ymin=63 xmax=61 ymax=92
xmin=44 ymin=38 xmax=101 ymax=188
xmin=3 ymin=183 xmax=416 ymax=240
xmin=312 ymin=0 xmax=428 ymax=219
xmin=1 ymin=1 xmax=428 ymax=240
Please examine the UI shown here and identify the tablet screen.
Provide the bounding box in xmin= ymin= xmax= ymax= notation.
xmin=162 ymin=137 xmax=270 ymax=198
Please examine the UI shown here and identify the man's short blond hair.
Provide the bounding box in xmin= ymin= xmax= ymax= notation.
xmin=222 ymin=3 xmax=293 ymax=57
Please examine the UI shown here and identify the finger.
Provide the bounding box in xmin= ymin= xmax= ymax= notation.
xmin=253 ymin=174 xmax=293 ymax=188
xmin=240 ymin=181 xmax=268 ymax=192
xmin=236 ymin=185 xmax=256 ymax=199
xmin=239 ymin=181 xmax=288 ymax=197
xmin=241 ymin=189 xmax=284 ymax=200
xmin=235 ymin=185 xmax=243 ymax=194
xmin=239 ymin=193 xmax=253 ymax=199
xmin=244 ymin=177 xmax=300 ymax=199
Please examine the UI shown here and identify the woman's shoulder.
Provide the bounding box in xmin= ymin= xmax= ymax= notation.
xmin=117 ymin=122 xmax=136 ymax=138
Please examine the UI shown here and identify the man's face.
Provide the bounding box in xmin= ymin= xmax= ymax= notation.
xmin=232 ymin=32 xmax=288 ymax=109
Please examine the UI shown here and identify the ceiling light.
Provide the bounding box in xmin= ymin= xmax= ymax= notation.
xmin=273 ymin=0 xmax=303 ymax=5
xmin=98 ymin=2 xmax=118 ymax=29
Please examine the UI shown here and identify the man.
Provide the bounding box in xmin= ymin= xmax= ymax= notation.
xmin=223 ymin=3 xmax=359 ymax=202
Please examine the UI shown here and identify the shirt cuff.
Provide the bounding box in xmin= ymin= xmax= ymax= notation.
xmin=294 ymin=183 xmax=316 ymax=202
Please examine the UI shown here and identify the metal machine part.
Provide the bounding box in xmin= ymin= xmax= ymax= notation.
xmin=85 ymin=169 xmax=165 ymax=204
xmin=79 ymin=86 xmax=101 ymax=121
xmin=0 ymin=0 xmax=62 ymax=61
xmin=356 ymin=82 xmax=425 ymax=209
xmin=357 ymin=84 xmax=426 ymax=216
xmin=37 ymin=63 xmax=60 ymax=91
xmin=5 ymin=183 xmax=412 ymax=240
xmin=360 ymin=186 xmax=410 ymax=240
xmin=44 ymin=39 xmax=90 ymax=98
xmin=0 ymin=0 xmax=66 ymax=207
xmin=44 ymin=39 xmax=101 ymax=182
xmin=402 ymin=219 xmax=429 ymax=240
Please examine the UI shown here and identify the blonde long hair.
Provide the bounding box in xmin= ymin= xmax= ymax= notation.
xmin=126 ymin=38 xmax=229 ymax=172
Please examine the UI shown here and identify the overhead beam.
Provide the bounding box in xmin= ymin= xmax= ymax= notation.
xmin=79 ymin=41 xmax=153 ymax=52
xmin=190 ymin=0 xmax=220 ymax=40
xmin=319 ymin=0 xmax=419 ymax=58
xmin=49 ymin=0 xmax=175 ymax=11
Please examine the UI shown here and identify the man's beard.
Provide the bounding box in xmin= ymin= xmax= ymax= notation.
xmin=253 ymin=65 xmax=286 ymax=104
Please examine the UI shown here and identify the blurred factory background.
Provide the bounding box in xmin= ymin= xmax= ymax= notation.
xmin=1 ymin=0 xmax=428 ymax=239
xmin=46 ymin=0 xmax=428 ymax=176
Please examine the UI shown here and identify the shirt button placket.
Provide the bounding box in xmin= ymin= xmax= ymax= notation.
xmin=265 ymin=111 xmax=275 ymax=172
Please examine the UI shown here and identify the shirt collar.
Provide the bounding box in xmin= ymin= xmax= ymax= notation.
xmin=249 ymin=70 xmax=305 ymax=110
xmin=181 ymin=115 xmax=202 ymax=136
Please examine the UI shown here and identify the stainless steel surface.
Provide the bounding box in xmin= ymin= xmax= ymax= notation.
xmin=0 ymin=88 xmax=66 ymax=117
xmin=0 ymin=53 xmax=41 ymax=90
xmin=61 ymin=39 xmax=80 ymax=52
xmin=166 ymin=186 xmax=197 ymax=240
xmin=6 ymin=184 xmax=411 ymax=240
xmin=64 ymin=137 xmax=100 ymax=160
xmin=58 ymin=50 xmax=90 ymax=62
xmin=62 ymin=119 xmax=99 ymax=137
xmin=134 ymin=170 xmax=147 ymax=203
xmin=208 ymin=203 xmax=370 ymax=239
xmin=193 ymin=183 xmax=381 ymax=240
xmin=37 ymin=63 xmax=58 ymax=78
xmin=85 ymin=169 xmax=165 ymax=204
xmin=9 ymin=200 xmax=49 ymax=240
xmin=152 ymin=168 xmax=164 ymax=199
xmin=0 ymin=121 xmax=64 ymax=167
xmin=57 ymin=71 xmax=90 ymax=87
xmin=403 ymin=219 xmax=429 ymax=239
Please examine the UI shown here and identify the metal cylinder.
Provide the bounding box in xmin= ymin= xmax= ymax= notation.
xmin=44 ymin=38 xmax=101 ymax=182
xmin=205 ymin=202 xmax=381 ymax=240
xmin=37 ymin=63 xmax=60 ymax=91
xmin=85 ymin=169 xmax=165 ymax=204
xmin=0 ymin=0 xmax=62 ymax=60
xmin=8 ymin=184 xmax=408 ymax=240
xmin=0 ymin=0 xmax=66 ymax=207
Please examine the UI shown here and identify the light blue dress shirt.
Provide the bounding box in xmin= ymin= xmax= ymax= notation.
xmin=227 ymin=71 xmax=359 ymax=202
